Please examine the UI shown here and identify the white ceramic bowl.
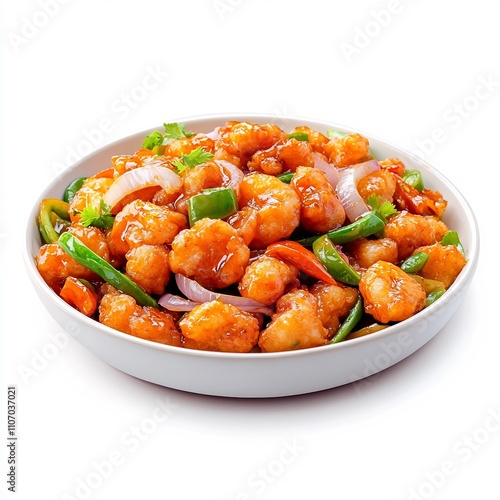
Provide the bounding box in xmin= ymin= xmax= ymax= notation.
xmin=24 ymin=114 xmax=480 ymax=398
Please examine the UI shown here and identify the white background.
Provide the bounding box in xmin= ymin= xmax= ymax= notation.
xmin=1 ymin=1 xmax=499 ymax=499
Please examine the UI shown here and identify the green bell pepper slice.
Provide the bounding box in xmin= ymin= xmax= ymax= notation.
xmin=276 ymin=172 xmax=294 ymax=184
xmin=402 ymin=169 xmax=424 ymax=192
xmin=187 ymin=187 xmax=238 ymax=226
xmin=330 ymin=296 xmax=364 ymax=344
xmin=409 ymin=274 xmax=446 ymax=306
xmin=400 ymin=252 xmax=429 ymax=273
xmin=287 ymin=132 xmax=309 ymax=142
xmin=58 ymin=232 xmax=158 ymax=308
xmin=312 ymin=235 xmax=361 ymax=286
xmin=63 ymin=177 xmax=87 ymax=203
xmin=326 ymin=129 xmax=347 ymax=139
xmin=441 ymin=230 xmax=465 ymax=255
xmin=409 ymin=274 xmax=446 ymax=294
xmin=298 ymin=211 xmax=386 ymax=247
xmin=425 ymin=288 xmax=446 ymax=307
xmin=39 ymin=198 xmax=71 ymax=244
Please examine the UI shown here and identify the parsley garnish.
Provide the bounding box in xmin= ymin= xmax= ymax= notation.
xmin=142 ymin=131 xmax=163 ymax=150
xmin=366 ymin=194 xmax=397 ymax=223
xmin=80 ymin=200 xmax=114 ymax=229
xmin=163 ymin=123 xmax=194 ymax=141
xmin=142 ymin=122 xmax=194 ymax=151
xmin=172 ymin=147 xmax=214 ymax=173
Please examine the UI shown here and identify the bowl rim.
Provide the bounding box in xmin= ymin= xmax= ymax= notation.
xmin=24 ymin=113 xmax=481 ymax=360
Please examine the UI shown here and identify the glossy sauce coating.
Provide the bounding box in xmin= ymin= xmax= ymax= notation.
xmin=35 ymin=120 xmax=467 ymax=353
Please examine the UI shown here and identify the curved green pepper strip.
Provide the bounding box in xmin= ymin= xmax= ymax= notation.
xmin=441 ymin=230 xmax=465 ymax=255
xmin=402 ymin=169 xmax=424 ymax=192
xmin=39 ymin=198 xmax=71 ymax=244
xmin=298 ymin=211 xmax=386 ymax=247
xmin=187 ymin=187 xmax=238 ymax=226
xmin=409 ymin=274 xmax=446 ymax=307
xmin=409 ymin=274 xmax=446 ymax=294
xmin=312 ymin=235 xmax=361 ymax=286
xmin=152 ymin=144 xmax=166 ymax=156
xmin=276 ymin=172 xmax=294 ymax=184
xmin=58 ymin=232 xmax=158 ymax=308
xmin=400 ymin=252 xmax=429 ymax=273
xmin=346 ymin=323 xmax=389 ymax=340
xmin=50 ymin=212 xmax=71 ymax=235
xmin=326 ymin=129 xmax=346 ymax=139
xmin=63 ymin=177 xmax=87 ymax=203
xmin=425 ymin=288 xmax=446 ymax=307
xmin=287 ymin=132 xmax=309 ymax=142
xmin=330 ymin=296 xmax=364 ymax=344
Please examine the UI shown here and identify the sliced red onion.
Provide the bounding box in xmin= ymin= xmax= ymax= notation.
xmin=173 ymin=274 xmax=274 ymax=315
xmin=336 ymin=160 xmax=380 ymax=222
xmin=204 ymin=127 xmax=220 ymax=140
xmin=158 ymin=294 xmax=200 ymax=311
xmin=313 ymin=152 xmax=340 ymax=188
xmin=103 ymin=165 xmax=182 ymax=211
xmin=215 ymin=160 xmax=244 ymax=192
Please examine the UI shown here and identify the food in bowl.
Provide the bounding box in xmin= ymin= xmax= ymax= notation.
xmin=33 ymin=120 xmax=468 ymax=354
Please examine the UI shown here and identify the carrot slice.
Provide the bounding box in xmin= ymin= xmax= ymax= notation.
xmin=265 ymin=240 xmax=337 ymax=286
xmin=60 ymin=277 xmax=98 ymax=316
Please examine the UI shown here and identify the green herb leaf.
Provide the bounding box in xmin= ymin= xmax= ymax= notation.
xmin=80 ymin=200 xmax=114 ymax=229
xmin=172 ymin=147 xmax=214 ymax=173
xmin=163 ymin=122 xmax=194 ymax=141
xmin=142 ymin=131 xmax=164 ymax=150
xmin=142 ymin=123 xmax=194 ymax=151
xmin=366 ymin=194 xmax=398 ymax=224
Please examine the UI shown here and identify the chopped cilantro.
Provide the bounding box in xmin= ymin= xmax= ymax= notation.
xmin=142 ymin=122 xmax=194 ymax=151
xmin=366 ymin=194 xmax=398 ymax=223
xmin=163 ymin=122 xmax=194 ymax=141
xmin=142 ymin=131 xmax=163 ymax=150
xmin=80 ymin=200 xmax=114 ymax=229
xmin=172 ymin=147 xmax=214 ymax=173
